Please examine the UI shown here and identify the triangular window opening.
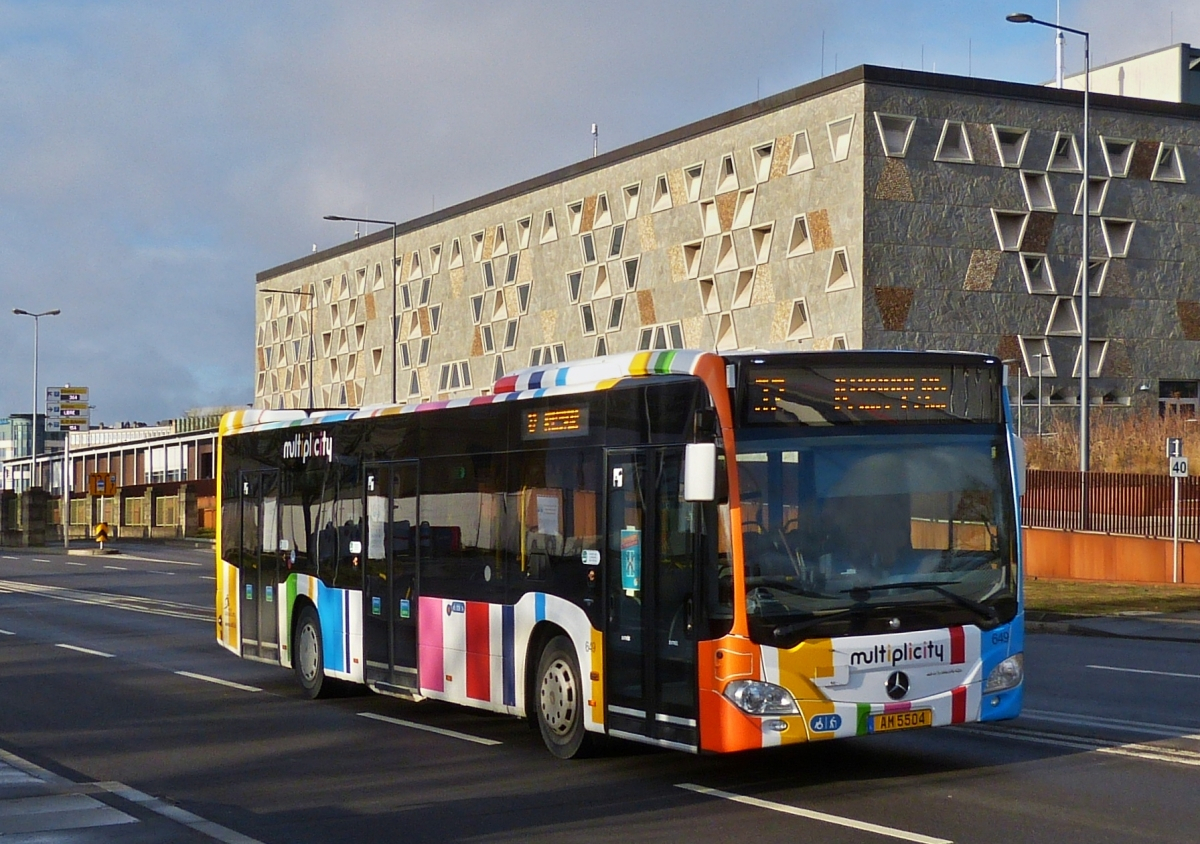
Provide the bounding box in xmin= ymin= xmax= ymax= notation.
xmin=935 ymin=120 xmax=974 ymax=163
xmin=623 ymin=257 xmax=640 ymax=290
xmin=715 ymin=313 xmax=738 ymax=351
xmin=683 ymin=163 xmax=704 ymax=202
xmin=752 ymin=142 xmax=774 ymax=182
xmin=788 ymin=215 xmax=812 ymax=257
xmin=715 ymin=234 xmax=738 ymax=273
xmin=827 ymin=116 xmax=855 ymax=162
xmin=875 ymin=113 xmax=915 ymax=158
xmin=1073 ymin=177 xmax=1109 ymax=216
xmin=732 ymin=268 xmax=755 ymax=309
xmin=788 ymin=131 xmax=814 ymax=173
xmin=1073 ymin=259 xmax=1108 ymax=297
xmin=1072 ymin=339 xmax=1109 ymax=379
xmin=1152 ymin=144 xmax=1186 ymax=182
xmin=1021 ymin=171 xmax=1056 ymax=212
xmin=787 ymin=299 xmax=812 ymax=341
xmin=1020 ymin=254 xmax=1056 ymax=294
xmin=683 ymin=241 xmax=703 ymax=279
xmin=826 ymin=249 xmax=854 ymax=292
xmin=470 ymin=231 xmax=485 ymax=263
xmin=700 ymin=199 xmax=720 ymax=237
xmin=652 ymin=174 xmax=672 ymax=212
xmin=1101 ymin=137 xmax=1134 ymax=178
xmin=1048 ymin=132 xmax=1081 ymax=172
xmin=698 ymin=277 xmax=719 ymax=315
xmin=993 ymin=126 xmax=1029 ymax=168
xmin=566 ymin=271 xmax=583 ymax=303
xmin=733 ymin=187 xmax=756 ymax=229
xmin=1102 ymin=218 xmax=1135 ymax=258
xmin=492 ymin=225 xmax=508 ymax=258
xmin=516 ymin=217 xmax=532 ymax=250
xmin=991 ymin=210 xmax=1029 ymax=252
xmin=594 ymin=193 xmax=612 ymax=228
xmin=449 ymin=238 xmax=463 ymax=269
xmin=541 ymin=210 xmax=558 ymax=244
xmin=1046 ymin=297 xmax=1081 ymax=335
xmin=751 ymin=223 xmax=774 ymax=264
xmin=716 ymin=154 xmax=738 ymax=193
xmin=622 ymin=182 xmax=641 ymax=218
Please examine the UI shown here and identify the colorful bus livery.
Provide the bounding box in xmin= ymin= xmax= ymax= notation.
xmin=216 ymin=349 xmax=1025 ymax=757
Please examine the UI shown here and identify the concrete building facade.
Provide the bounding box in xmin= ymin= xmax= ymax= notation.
xmin=255 ymin=65 xmax=1200 ymax=418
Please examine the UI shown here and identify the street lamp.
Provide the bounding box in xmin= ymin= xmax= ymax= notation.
xmin=12 ymin=308 xmax=60 ymax=490
xmin=324 ymin=215 xmax=399 ymax=404
xmin=1007 ymin=12 xmax=1090 ymax=472
xmin=261 ymin=287 xmax=316 ymax=410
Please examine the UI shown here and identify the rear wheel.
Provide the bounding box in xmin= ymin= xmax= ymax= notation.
xmin=294 ymin=605 xmax=327 ymax=699
xmin=535 ymin=635 xmax=593 ymax=759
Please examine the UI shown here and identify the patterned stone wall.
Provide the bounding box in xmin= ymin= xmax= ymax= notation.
xmin=862 ymin=82 xmax=1200 ymax=410
xmin=255 ymin=83 xmax=866 ymax=409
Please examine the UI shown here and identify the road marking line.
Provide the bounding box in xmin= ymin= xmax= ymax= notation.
xmin=676 ymin=783 xmax=952 ymax=844
xmin=1023 ymin=709 xmax=1200 ymax=739
xmin=357 ymin=711 xmax=502 ymax=746
xmin=104 ymin=565 xmax=128 ymax=571
xmin=0 ymin=578 xmax=210 ymax=622
xmin=33 ymin=558 xmax=50 ymax=562
xmin=199 ymin=575 xmax=216 ymax=581
xmin=175 ymin=671 xmax=262 ymax=693
xmin=0 ymin=629 xmax=14 ymax=635
xmin=116 ymin=555 xmax=204 ymax=567
xmin=56 ymin=643 xmax=114 ymax=658
xmin=148 ymin=570 xmax=178 ymax=576
xmin=97 ymin=782 xmax=266 ymax=844
xmin=2 ymin=555 xmax=18 ymax=560
xmin=66 ymin=561 xmax=87 ymax=567
xmin=963 ymin=724 xmax=1200 ymax=768
xmin=1087 ymin=664 xmax=1200 ymax=681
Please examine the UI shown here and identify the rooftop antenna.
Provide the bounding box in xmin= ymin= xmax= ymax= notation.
xmin=821 ymin=31 xmax=825 ymax=76
xmin=1056 ymin=0 xmax=1065 ymax=87
xmin=312 ymin=244 xmax=318 ymax=253
xmin=591 ymin=123 xmax=598 ymax=158
xmin=969 ymin=38 xmax=973 ymax=76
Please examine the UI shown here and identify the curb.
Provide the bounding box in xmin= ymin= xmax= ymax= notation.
xmin=1027 ymin=619 xmax=1200 ymax=644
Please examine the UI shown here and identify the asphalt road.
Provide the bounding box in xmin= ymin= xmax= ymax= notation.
xmin=2 ymin=544 xmax=1200 ymax=843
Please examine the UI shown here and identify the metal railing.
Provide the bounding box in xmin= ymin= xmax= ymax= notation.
xmin=1022 ymin=470 xmax=1200 ymax=539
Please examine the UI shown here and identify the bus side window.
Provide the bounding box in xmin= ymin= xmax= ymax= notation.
xmin=220 ymin=468 xmax=240 ymax=565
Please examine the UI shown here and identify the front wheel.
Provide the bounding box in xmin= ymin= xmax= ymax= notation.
xmin=294 ymin=605 xmax=327 ymax=699
xmin=535 ymin=635 xmax=594 ymax=759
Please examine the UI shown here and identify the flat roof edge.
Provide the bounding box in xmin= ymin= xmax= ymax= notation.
xmin=258 ymin=64 xmax=1200 ymax=283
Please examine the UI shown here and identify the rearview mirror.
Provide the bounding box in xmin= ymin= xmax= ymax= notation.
xmin=683 ymin=442 xmax=716 ymax=502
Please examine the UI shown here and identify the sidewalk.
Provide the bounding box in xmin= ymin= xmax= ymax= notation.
xmin=1027 ymin=610 xmax=1200 ymax=644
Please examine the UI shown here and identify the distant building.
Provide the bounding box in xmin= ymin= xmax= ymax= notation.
xmin=1060 ymin=43 xmax=1200 ymax=105
xmin=255 ymin=61 xmax=1200 ymax=422
xmin=0 ymin=414 xmax=66 ymax=461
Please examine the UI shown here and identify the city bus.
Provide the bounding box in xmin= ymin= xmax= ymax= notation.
xmin=215 ymin=349 xmax=1025 ymax=758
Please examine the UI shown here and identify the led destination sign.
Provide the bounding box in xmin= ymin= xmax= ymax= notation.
xmin=523 ymin=406 xmax=589 ymax=440
xmin=743 ymin=362 xmax=1001 ymax=426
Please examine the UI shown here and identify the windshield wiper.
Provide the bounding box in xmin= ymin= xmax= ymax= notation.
xmin=746 ymin=577 xmax=837 ymax=600
xmin=841 ymin=581 xmax=998 ymax=625
xmin=770 ymin=603 xmax=882 ymax=642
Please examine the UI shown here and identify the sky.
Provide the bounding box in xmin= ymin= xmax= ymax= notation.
xmin=0 ymin=0 xmax=1193 ymax=425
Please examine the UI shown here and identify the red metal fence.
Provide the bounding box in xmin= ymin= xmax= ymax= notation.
xmin=1023 ymin=470 xmax=1200 ymax=540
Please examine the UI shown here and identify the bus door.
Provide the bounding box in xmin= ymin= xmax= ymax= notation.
xmin=364 ymin=461 xmax=420 ymax=692
xmin=239 ymin=469 xmax=280 ymax=661
xmin=605 ymin=447 xmax=698 ymax=751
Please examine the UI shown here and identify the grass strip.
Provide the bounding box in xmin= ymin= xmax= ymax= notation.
xmin=1026 ymin=577 xmax=1200 ymax=617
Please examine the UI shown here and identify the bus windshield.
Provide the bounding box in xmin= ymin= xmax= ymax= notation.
xmin=737 ymin=429 xmax=1018 ymax=647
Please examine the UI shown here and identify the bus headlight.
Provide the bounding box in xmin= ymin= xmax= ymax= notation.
xmin=984 ymin=654 xmax=1024 ymax=693
xmin=723 ymin=680 xmax=800 ymax=716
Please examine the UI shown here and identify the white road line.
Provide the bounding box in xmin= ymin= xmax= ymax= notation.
xmin=1088 ymin=664 xmax=1200 ymax=681
xmin=117 ymin=555 xmax=204 ymax=567
xmin=199 ymin=575 xmax=216 ymax=581
xmin=2 ymin=555 xmax=18 ymax=560
xmin=175 ymin=670 xmax=262 ymax=693
xmin=0 ymin=629 xmax=14 ymax=635
xmin=66 ymin=561 xmax=87 ymax=567
xmin=97 ymin=782 xmax=266 ymax=844
xmin=55 ymin=643 xmax=115 ymax=658
xmin=33 ymin=558 xmax=50 ymax=563
xmin=676 ymin=783 xmax=952 ymax=844
xmin=963 ymin=724 xmax=1200 ymax=768
xmin=148 ymin=570 xmax=178 ymax=576
xmin=1023 ymin=709 xmax=1200 ymax=739
xmin=103 ymin=565 xmax=128 ymax=571
xmin=0 ymin=578 xmax=211 ymax=622
xmin=357 ymin=711 xmax=502 ymax=746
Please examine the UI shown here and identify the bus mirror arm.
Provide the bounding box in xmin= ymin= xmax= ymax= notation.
xmin=683 ymin=443 xmax=717 ymax=502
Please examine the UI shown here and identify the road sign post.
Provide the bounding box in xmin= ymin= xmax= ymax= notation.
xmin=1169 ymin=449 xmax=1189 ymax=584
xmin=54 ymin=386 xmax=89 ymax=552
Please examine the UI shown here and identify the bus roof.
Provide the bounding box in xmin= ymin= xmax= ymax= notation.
xmin=220 ymin=349 xmax=720 ymax=437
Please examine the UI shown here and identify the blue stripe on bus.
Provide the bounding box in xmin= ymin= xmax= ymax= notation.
xmin=318 ymin=583 xmax=346 ymax=673
xmin=555 ymin=368 xmax=569 ymax=387
xmin=529 ymin=371 xmax=543 ymax=389
xmin=535 ymin=592 xmax=546 ymax=622
xmin=502 ymin=605 xmax=515 ymax=707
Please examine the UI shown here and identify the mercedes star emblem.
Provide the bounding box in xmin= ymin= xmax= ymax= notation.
xmin=886 ymin=671 xmax=910 ymax=700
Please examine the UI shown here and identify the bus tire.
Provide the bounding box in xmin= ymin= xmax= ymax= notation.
xmin=294 ymin=605 xmax=327 ymax=699
xmin=535 ymin=635 xmax=592 ymax=759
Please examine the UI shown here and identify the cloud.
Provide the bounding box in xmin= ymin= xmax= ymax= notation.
xmin=0 ymin=1 xmax=1187 ymax=423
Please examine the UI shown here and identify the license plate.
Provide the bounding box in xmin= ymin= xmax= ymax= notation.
xmin=872 ymin=709 xmax=933 ymax=733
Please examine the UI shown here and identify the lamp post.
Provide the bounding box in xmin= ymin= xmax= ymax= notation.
xmin=12 ymin=308 xmax=60 ymax=490
xmin=261 ymin=286 xmax=316 ymax=410
xmin=1008 ymin=11 xmax=1090 ymax=524
xmin=1035 ymin=352 xmax=1044 ymax=437
xmin=324 ymin=215 xmax=399 ymax=404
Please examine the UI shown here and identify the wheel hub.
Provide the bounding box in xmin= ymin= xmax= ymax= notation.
xmin=298 ymin=623 xmax=319 ymax=682
xmin=540 ymin=657 xmax=577 ymax=736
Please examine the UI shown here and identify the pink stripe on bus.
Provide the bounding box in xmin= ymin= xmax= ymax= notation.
xmin=418 ymin=596 xmax=444 ymax=693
